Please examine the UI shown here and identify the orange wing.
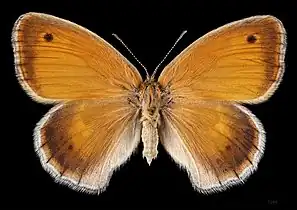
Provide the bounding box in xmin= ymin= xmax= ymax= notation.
xmin=35 ymin=100 xmax=141 ymax=193
xmin=158 ymin=15 xmax=286 ymax=193
xmin=12 ymin=13 xmax=143 ymax=194
xmin=159 ymin=101 xmax=264 ymax=193
xmin=12 ymin=12 xmax=142 ymax=103
xmin=158 ymin=15 xmax=286 ymax=104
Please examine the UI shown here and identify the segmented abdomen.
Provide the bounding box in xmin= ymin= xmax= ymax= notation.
xmin=141 ymin=120 xmax=159 ymax=165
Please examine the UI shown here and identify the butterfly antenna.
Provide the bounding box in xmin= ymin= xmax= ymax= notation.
xmin=112 ymin=33 xmax=149 ymax=79
xmin=151 ymin=30 xmax=187 ymax=79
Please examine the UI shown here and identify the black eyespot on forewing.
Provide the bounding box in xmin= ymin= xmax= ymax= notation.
xmin=44 ymin=33 xmax=53 ymax=42
xmin=246 ymin=34 xmax=257 ymax=44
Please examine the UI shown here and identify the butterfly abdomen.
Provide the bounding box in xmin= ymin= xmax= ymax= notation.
xmin=141 ymin=120 xmax=159 ymax=165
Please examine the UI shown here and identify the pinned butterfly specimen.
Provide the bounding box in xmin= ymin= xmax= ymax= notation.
xmin=12 ymin=12 xmax=286 ymax=194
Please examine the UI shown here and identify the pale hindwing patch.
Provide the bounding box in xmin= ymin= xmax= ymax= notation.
xmin=159 ymin=102 xmax=265 ymax=194
xmin=33 ymin=101 xmax=141 ymax=194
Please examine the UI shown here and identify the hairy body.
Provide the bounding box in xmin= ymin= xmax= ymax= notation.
xmin=129 ymin=80 xmax=171 ymax=165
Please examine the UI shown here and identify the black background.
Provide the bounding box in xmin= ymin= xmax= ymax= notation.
xmin=4 ymin=0 xmax=296 ymax=209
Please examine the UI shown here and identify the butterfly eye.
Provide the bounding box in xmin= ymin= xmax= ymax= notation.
xmin=43 ymin=33 xmax=53 ymax=42
xmin=246 ymin=34 xmax=257 ymax=44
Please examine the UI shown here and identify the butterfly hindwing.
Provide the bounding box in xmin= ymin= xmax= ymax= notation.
xmin=35 ymin=100 xmax=141 ymax=193
xmin=159 ymin=101 xmax=264 ymax=193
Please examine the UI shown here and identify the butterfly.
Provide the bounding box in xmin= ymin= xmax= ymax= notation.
xmin=12 ymin=12 xmax=286 ymax=194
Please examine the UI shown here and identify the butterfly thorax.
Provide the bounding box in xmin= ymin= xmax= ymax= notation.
xmin=136 ymin=80 xmax=164 ymax=165
xmin=139 ymin=81 xmax=162 ymax=122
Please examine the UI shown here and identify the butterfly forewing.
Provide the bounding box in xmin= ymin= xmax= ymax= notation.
xmin=12 ymin=12 xmax=142 ymax=103
xmin=158 ymin=15 xmax=286 ymax=104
